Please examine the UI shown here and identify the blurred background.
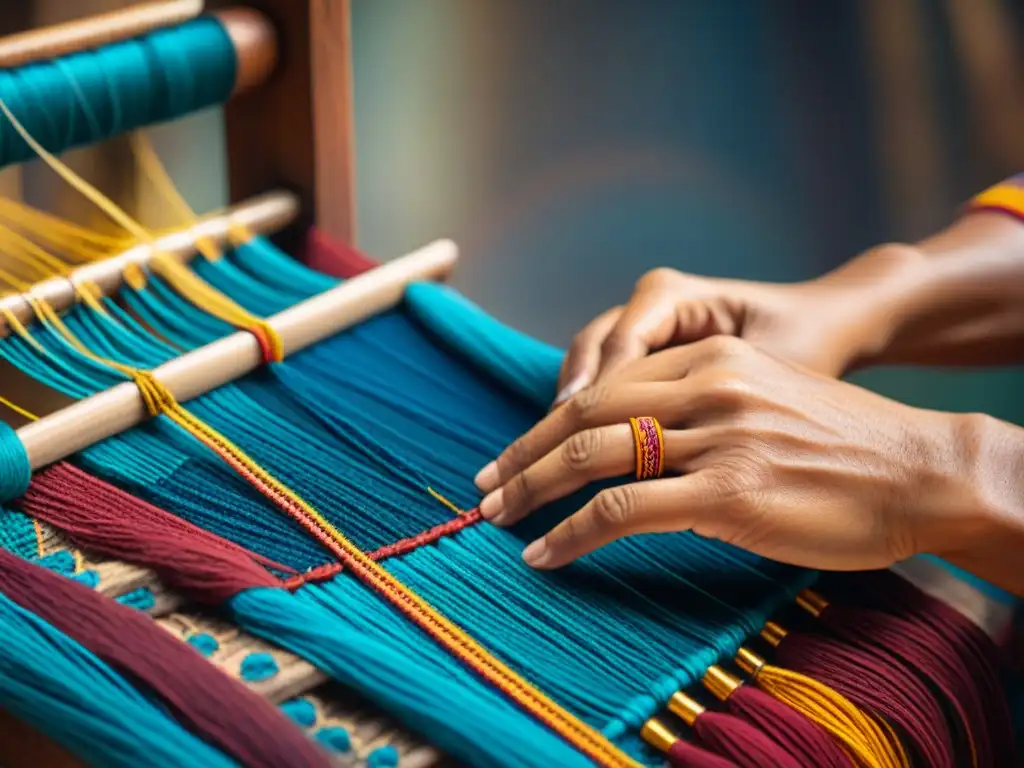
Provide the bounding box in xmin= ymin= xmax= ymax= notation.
xmin=3 ymin=0 xmax=1024 ymax=423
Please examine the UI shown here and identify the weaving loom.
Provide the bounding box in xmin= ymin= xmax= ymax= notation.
xmin=0 ymin=3 xmax=1019 ymax=768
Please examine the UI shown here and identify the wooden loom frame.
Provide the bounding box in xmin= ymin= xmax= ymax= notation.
xmin=0 ymin=2 xmax=448 ymax=765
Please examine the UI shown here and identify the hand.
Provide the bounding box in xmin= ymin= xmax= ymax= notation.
xmin=553 ymin=246 xmax=925 ymax=404
xmin=476 ymin=336 xmax=986 ymax=572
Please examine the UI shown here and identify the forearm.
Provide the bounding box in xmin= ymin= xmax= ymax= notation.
xmin=827 ymin=178 xmax=1024 ymax=370
xmin=932 ymin=412 xmax=1024 ymax=597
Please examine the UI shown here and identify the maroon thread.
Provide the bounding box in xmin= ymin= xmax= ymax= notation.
xmin=667 ymin=739 xmax=739 ymax=767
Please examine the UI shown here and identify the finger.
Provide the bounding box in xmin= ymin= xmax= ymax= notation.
xmin=481 ymin=425 xmax=715 ymax=527
xmin=521 ymin=474 xmax=715 ymax=569
xmin=593 ymin=289 xmax=681 ymax=383
xmin=612 ymin=335 xmax=751 ymax=384
xmin=554 ymin=307 xmax=622 ymax=406
xmin=476 ymin=381 xmax=682 ymax=493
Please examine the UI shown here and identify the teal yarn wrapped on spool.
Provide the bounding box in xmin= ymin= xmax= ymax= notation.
xmin=0 ymin=421 xmax=30 ymax=503
xmin=0 ymin=17 xmax=236 ymax=168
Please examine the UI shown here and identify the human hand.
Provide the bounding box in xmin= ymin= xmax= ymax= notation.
xmin=553 ymin=246 xmax=925 ymax=404
xmin=477 ymin=336 xmax=986 ymax=572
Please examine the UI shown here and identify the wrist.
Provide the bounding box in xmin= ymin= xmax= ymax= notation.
xmin=807 ymin=243 xmax=931 ymax=374
xmin=926 ymin=412 xmax=1024 ymax=597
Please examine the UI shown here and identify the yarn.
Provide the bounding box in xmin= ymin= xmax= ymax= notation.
xmin=0 ymin=590 xmax=237 ymax=768
xmin=0 ymin=420 xmax=30 ymax=502
xmin=0 ymin=549 xmax=329 ymax=768
xmin=0 ymin=18 xmax=236 ymax=168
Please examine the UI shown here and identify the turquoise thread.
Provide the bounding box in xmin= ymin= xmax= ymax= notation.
xmin=0 ymin=506 xmax=38 ymax=560
xmin=0 ymin=18 xmax=236 ymax=169
xmin=116 ymin=586 xmax=156 ymax=612
xmin=313 ymin=727 xmax=351 ymax=754
xmin=239 ymin=652 xmax=279 ymax=682
xmin=71 ymin=570 xmax=101 ymax=590
xmin=0 ymin=421 xmax=30 ymax=503
xmin=280 ymin=698 xmax=317 ymax=728
xmin=38 ymin=550 xmax=77 ymax=575
xmin=366 ymin=745 xmax=400 ymax=767
xmin=187 ymin=633 xmax=220 ymax=658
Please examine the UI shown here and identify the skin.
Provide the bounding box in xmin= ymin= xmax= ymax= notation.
xmin=475 ymin=211 xmax=1024 ymax=596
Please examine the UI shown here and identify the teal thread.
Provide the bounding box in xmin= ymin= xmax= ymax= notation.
xmin=187 ymin=633 xmax=220 ymax=658
xmin=239 ymin=652 xmax=279 ymax=682
xmin=38 ymin=550 xmax=77 ymax=575
xmin=366 ymin=745 xmax=400 ymax=767
xmin=0 ymin=592 xmax=235 ymax=767
xmin=116 ymin=586 xmax=156 ymax=612
xmin=0 ymin=18 xmax=236 ymax=169
xmin=71 ymin=570 xmax=101 ymax=590
xmin=280 ymin=698 xmax=317 ymax=728
xmin=0 ymin=506 xmax=37 ymax=560
xmin=313 ymin=727 xmax=351 ymax=754
xmin=0 ymin=421 xmax=30 ymax=503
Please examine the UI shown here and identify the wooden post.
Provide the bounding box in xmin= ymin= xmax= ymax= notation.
xmin=212 ymin=0 xmax=357 ymax=252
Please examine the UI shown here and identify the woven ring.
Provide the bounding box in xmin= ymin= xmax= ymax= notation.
xmin=629 ymin=416 xmax=665 ymax=481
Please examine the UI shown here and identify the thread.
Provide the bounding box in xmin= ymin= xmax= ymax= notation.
xmin=0 ymin=18 xmax=236 ymax=168
xmin=770 ymin=624 xmax=953 ymax=767
xmin=701 ymin=666 xmax=852 ymax=767
xmin=641 ymin=718 xmax=738 ymax=768
xmin=0 ymin=589 xmax=236 ymax=768
xmin=0 ymin=420 xmax=30 ymax=503
xmin=823 ymin=570 xmax=1017 ymax=764
xmin=735 ymin=648 xmax=906 ymax=768
xmin=0 ymin=548 xmax=328 ymax=767
xmin=667 ymin=691 xmax=799 ymax=768
xmin=799 ymin=587 xmax=992 ymax=766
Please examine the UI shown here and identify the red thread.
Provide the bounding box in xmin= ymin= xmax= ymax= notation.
xmin=248 ymin=325 xmax=275 ymax=365
xmin=305 ymin=227 xmax=378 ymax=278
xmin=0 ymin=549 xmax=330 ymax=768
xmin=284 ymin=509 xmax=483 ymax=589
xmin=693 ymin=711 xmax=800 ymax=768
xmin=666 ymin=739 xmax=738 ymax=767
xmin=20 ymin=463 xmax=292 ymax=603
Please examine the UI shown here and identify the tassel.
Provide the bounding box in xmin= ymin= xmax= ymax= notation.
xmin=825 ymin=570 xmax=1017 ymax=764
xmin=702 ymin=665 xmax=853 ymax=767
xmin=798 ymin=587 xmax=993 ymax=766
xmin=762 ymin=615 xmax=953 ymax=768
xmin=0 ymin=549 xmax=329 ymax=768
xmin=666 ymin=690 xmax=801 ymax=768
xmin=642 ymin=718 xmax=738 ymax=768
xmin=735 ymin=647 xmax=907 ymax=768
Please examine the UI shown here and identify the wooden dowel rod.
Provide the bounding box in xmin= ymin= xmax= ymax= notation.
xmin=0 ymin=190 xmax=299 ymax=339
xmin=0 ymin=4 xmax=276 ymax=97
xmin=17 ymin=239 xmax=459 ymax=470
xmin=0 ymin=1 xmax=202 ymax=68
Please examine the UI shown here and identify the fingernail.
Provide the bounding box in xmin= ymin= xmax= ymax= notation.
xmin=479 ymin=488 xmax=504 ymax=521
xmin=522 ymin=538 xmax=551 ymax=568
xmin=553 ymin=376 xmax=588 ymax=406
xmin=474 ymin=462 xmax=498 ymax=492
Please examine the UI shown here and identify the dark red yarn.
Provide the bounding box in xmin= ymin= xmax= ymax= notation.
xmin=305 ymin=227 xmax=378 ymax=278
xmin=726 ymin=685 xmax=852 ymax=767
xmin=776 ymin=630 xmax=954 ymax=767
xmin=693 ymin=711 xmax=801 ymax=768
xmin=20 ymin=463 xmax=289 ymax=603
xmin=0 ymin=550 xmax=329 ymax=768
xmin=667 ymin=739 xmax=739 ymax=767
xmin=824 ymin=569 xmax=1018 ymax=765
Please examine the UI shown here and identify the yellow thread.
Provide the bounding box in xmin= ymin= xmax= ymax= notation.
xmin=0 ymin=394 xmax=38 ymax=423
xmin=130 ymin=132 xmax=222 ymax=261
xmin=1 ymin=307 xmax=48 ymax=355
xmin=31 ymin=519 xmax=45 ymax=559
xmin=736 ymin=649 xmax=908 ymax=768
xmin=75 ymin=282 xmax=110 ymax=316
xmin=427 ymin=487 xmax=466 ymax=516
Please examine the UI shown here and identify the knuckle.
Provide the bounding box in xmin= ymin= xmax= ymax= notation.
xmin=702 ymin=334 xmax=749 ymax=360
xmin=507 ymin=468 xmax=535 ymax=506
xmin=562 ymin=429 xmax=602 ymax=472
xmin=566 ymin=384 xmax=609 ymax=425
xmin=503 ymin=437 xmax=533 ymax=475
xmin=591 ymin=486 xmax=636 ymax=528
xmin=703 ymin=371 xmax=755 ymax=409
xmin=636 ymin=267 xmax=680 ymax=290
